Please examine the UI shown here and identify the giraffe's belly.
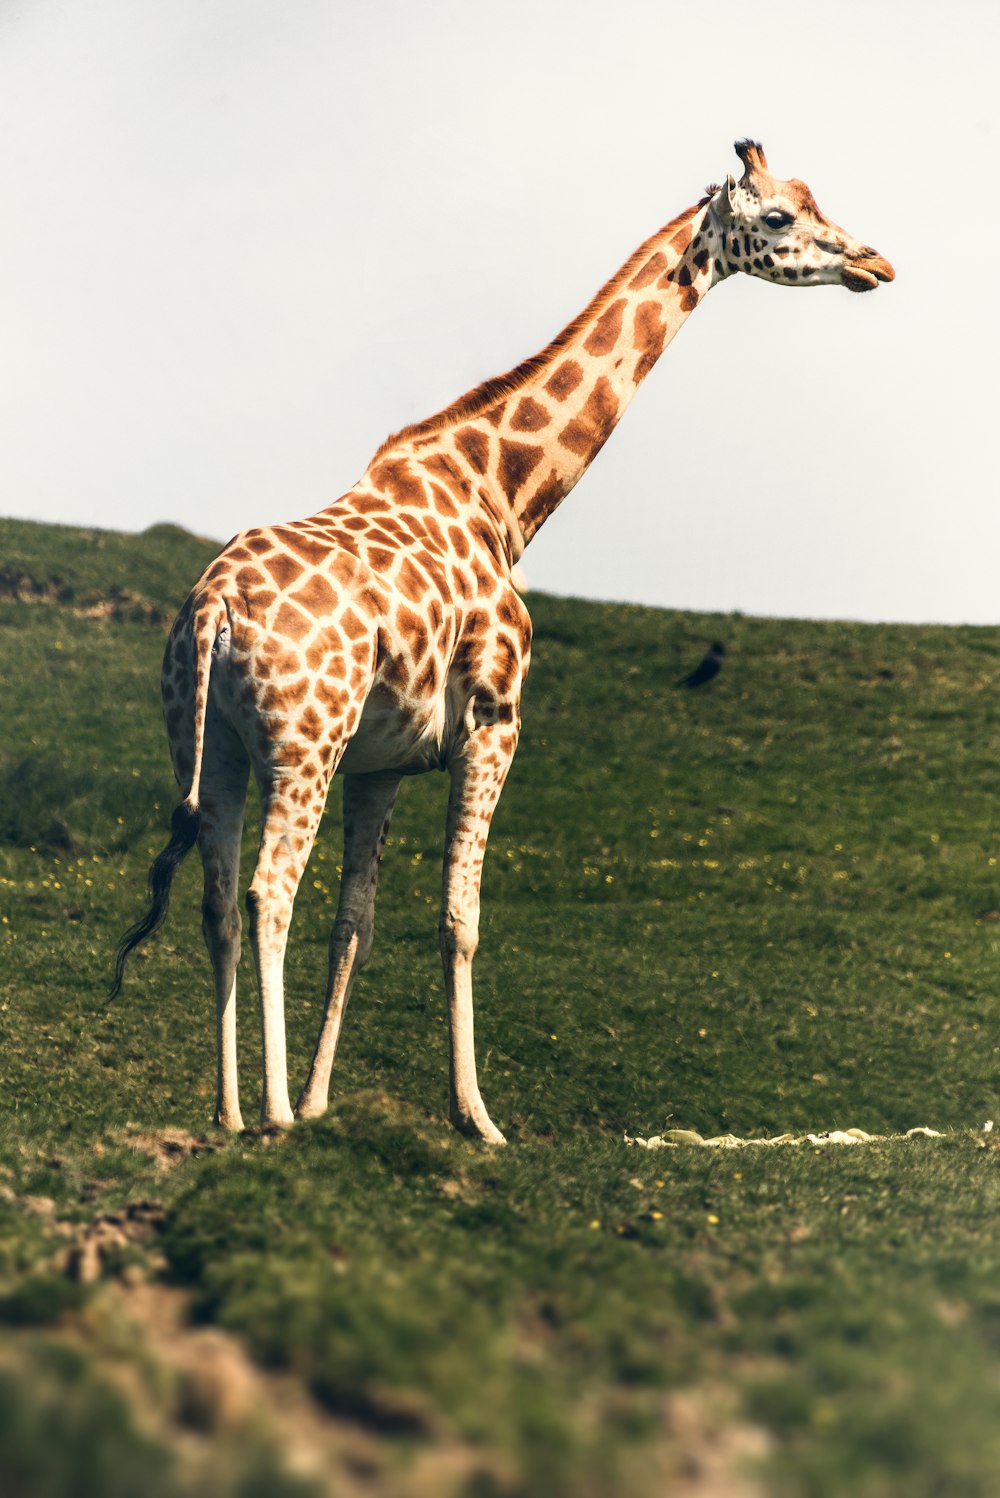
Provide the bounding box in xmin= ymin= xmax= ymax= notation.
xmin=338 ymin=682 xmax=463 ymax=776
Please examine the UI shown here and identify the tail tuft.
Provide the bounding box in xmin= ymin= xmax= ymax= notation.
xmin=109 ymin=801 xmax=202 ymax=999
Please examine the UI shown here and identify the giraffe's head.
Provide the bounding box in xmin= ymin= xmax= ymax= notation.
xmin=712 ymin=139 xmax=894 ymax=292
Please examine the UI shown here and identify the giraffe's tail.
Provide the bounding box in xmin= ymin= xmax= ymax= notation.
xmin=109 ymin=600 xmax=224 ymax=999
xmin=108 ymin=802 xmax=202 ymax=999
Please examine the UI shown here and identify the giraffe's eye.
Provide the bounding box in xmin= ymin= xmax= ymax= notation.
xmin=764 ymin=210 xmax=793 ymax=231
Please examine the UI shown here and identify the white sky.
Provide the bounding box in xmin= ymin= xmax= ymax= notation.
xmin=1 ymin=0 xmax=997 ymax=623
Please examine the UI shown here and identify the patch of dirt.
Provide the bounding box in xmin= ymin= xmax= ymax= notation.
xmin=57 ymin=1276 xmax=512 ymax=1498
xmin=53 ymin=1199 xmax=169 ymax=1285
xmin=73 ymin=590 xmax=171 ymax=627
xmin=663 ymin=1388 xmax=772 ymax=1498
xmin=0 ymin=568 xmax=171 ymax=626
xmin=118 ymin=1127 xmax=227 ymax=1171
xmin=0 ymin=567 xmax=73 ymax=605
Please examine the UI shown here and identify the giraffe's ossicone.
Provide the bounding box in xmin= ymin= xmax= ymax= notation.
xmin=113 ymin=140 xmax=893 ymax=1138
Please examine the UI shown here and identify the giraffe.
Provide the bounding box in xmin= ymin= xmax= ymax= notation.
xmin=113 ymin=140 xmax=893 ymax=1140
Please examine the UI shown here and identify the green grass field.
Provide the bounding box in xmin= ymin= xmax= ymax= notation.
xmin=2 ymin=515 xmax=1000 ymax=1496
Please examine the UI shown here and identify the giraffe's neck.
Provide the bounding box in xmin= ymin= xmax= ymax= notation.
xmin=376 ymin=198 xmax=724 ymax=552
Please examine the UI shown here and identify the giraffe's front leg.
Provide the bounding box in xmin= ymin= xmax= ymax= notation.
xmin=296 ymin=771 xmax=401 ymax=1120
xmin=441 ymin=708 xmax=520 ymax=1145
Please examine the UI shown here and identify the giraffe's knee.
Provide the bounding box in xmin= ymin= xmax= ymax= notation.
xmin=202 ymin=893 xmax=241 ymax=951
xmin=329 ymin=913 xmax=376 ymax=971
xmin=440 ymin=910 xmax=479 ymax=963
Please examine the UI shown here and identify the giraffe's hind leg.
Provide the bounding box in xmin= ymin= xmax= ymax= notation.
xmin=197 ymin=731 xmax=251 ymax=1131
xmin=297 ymin=770 xmax=401 ymax=1120
xmin=246 ymin=765 xmax=335 ymax=1129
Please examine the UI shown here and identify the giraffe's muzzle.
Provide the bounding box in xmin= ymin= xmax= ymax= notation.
xmin=841 ymin=249 xmax=895 ymax=294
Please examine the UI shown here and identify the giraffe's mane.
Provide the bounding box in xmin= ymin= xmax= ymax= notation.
xmin=375 ymin=196 xmax=711 ymax=457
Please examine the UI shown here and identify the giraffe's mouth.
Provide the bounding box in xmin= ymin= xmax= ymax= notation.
xmin=841 ymin=252 xmax=895 ymax=293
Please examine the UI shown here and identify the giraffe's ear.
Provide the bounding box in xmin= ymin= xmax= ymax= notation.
xmin=714 ymin=174 xmax=738 ymax=222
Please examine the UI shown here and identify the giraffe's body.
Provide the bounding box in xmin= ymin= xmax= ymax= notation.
xmin=115 ymin=141 xmax=893 ymax=1137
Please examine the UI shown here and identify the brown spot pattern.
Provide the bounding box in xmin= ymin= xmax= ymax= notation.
xmin=291 ymin=575 xmax=337 ymax=615
xmin=298 ymin=706 xmax=323 ymax=741
xmin=510 ymin=396 xmax=551 ymax=432
xmin=544 ymin=360 xmax=584 ymax=401
xmin=371 ymin=457 xmax=426 ymax=506
xmin=632 ymin=300 xmax=667 ymax=384
xmin=397 ymin=556 xmax=429 ymax=601
xmin=521 ymin=468 xmax=564 ymax=537
xmin=628 ymin=252 xmax=669 ymax=290
xmin=557 ymin=377 xmax=619 ymax=458
xmin=340 ymin=608 xmax=368 ymax=641
xmin=583 ymin=298 xmax=626 ymax=356
xmin=448 ymin=525 xmax=471 ymax=559
xmin=396 ymin=604 xmax=429 ymax=660
xmin=430 ymin=483 xmax=459 ymax=517
xmin=273 ymin=601 xmax=311 ymax=640
xmin=266 ymin=553 xmax=305 ymax=591
xmin=454 ymin=426 xmax=490 ymax=475
xmin=498 ymin=438 xmax=544 ymax=500
xmin=277 ymin=529 xmax=335 ymax=568
xmin=424 ymin=451 xmax=471 ymax=497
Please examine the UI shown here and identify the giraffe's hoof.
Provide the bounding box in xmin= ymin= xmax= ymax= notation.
xmin=259 ymin=1108 xmax=296 ymax=1131
xmin=451 ymin=1111 xmax=507 ymax=1146
xmin=294 ymin=1092 xmax=328 ymax=1122
xmin=213 ymin=1110 xmax=246 ymax=1133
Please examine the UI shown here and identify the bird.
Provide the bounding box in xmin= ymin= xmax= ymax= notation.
xmin=676 ymin=642 xmax=725 ymax=689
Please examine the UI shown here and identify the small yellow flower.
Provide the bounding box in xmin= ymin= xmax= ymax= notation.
xmin=707 ymin=1213 xmax=719 ymax=1225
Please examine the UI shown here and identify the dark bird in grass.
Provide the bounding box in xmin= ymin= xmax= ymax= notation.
xmin=676 ymin=642 xmax=725 ymax=689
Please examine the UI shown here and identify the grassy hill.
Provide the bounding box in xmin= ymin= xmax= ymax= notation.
xmin=1 ymin=515 xmax=1000 ymax=1496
